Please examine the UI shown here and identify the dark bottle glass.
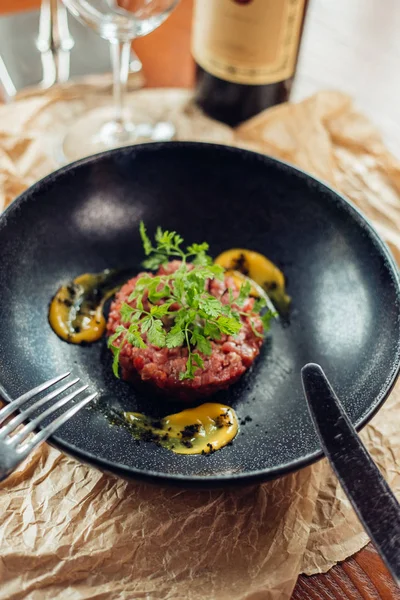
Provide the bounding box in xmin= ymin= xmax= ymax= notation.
xmin=192 ymin=0 xmax=309 ymax=127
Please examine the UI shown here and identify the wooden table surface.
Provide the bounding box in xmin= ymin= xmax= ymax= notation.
xmin=1 ymin=1 xmax=400 ymax=598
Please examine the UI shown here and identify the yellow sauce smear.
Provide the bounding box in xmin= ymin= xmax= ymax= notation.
xmin=214 ymin=248 xmax=290 ymax=313
xmin=49 ymin=271 xmax=119 ymax=344
xmin=124 ymin=403 xmax=238 ymax=455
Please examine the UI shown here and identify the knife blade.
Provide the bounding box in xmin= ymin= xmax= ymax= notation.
xmin=301 ymin=362 xmax=400 ymax=586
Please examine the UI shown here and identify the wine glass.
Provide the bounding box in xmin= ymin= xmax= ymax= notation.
xmin=61 ymin=0 xmax=179 ymax=162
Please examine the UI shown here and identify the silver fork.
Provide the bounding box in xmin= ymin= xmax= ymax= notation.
xmin=0 ymin=373 xmax=97 ymax=482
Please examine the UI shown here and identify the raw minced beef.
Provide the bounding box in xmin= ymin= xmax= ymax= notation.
xmin=107 ymin=261 xmax=263 ymax=400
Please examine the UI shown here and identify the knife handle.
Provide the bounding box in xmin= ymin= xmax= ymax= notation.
xmin=302 ymin=363 xmax=400 ymax=586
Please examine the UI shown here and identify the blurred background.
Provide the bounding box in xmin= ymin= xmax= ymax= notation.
xmin=1 ymin=0 xmax=399 ymax=155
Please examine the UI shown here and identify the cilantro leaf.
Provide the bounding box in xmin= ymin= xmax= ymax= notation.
xmin=204 ymin=321 xmax=221 ymax=340
xmin=192 ymin=252 xmax=213 ymax=266
xmin=150 ymin=303 xmax=172 ymax=318
xmin=173 ymin=273 xmax=186 ymax=301
xmin=187 ymin=242 xmax=209 ymax=255
xmin=140 ymin=221 xmax=153 ymax=256
xmin=174 ymin=308 xmax=189 ymax=329
xmin=140 ymin=315 xmax=152 ymax=333
xmin=111 ymin=345 xmax=122 ymax=378
xmin=216 ymin=315 xmax=242 ymax=336
xmin=179 ymin=367 xmax=190 ymax=381
xmin=142 ymin=254 xmax=168 ymax=270
xmin=107 ymin=327 xmax=127 ymax=379
xmin=126 ymin=325 xmax=147 ymax=348
xmin=166 ymin=324 xmax=185 ymax=348
xmin=192 ymin=353 xmax=204 ymax=369
xmin=191 ymin=328 xmax=212 ymax=355
xmin=128 ymin=277 xmax=153 ymax=302
xmin=198 ymin=295 xmax=222 ymax=318
xmin=261 ymin=310 xmax=276 ymax=330
xmin=188 ymin=243 xmax=212 ymax=267
xmin=185 ymin=286 xmax=197 ymax=308
xmin=253 ymin=296 xmax=267 ymax=313
xmin=237 ymin=280 xmax=252 ymax=306
xmin=107 ymin=325 xmax=126 ymax=347
xmin=180 ymin=352 xmax=204 ymax=380
xmin=151 ymin=284 xmax=171 ymax=303
xmin=120 ymin=302 xmax=135 ymax=323
xmin=147 ymin=319 xmax=166 ymax=347
xmin=142 ymin=226 xmax=213 ymax=267
xmin=206 ymin=264 xmax=225 ymax=280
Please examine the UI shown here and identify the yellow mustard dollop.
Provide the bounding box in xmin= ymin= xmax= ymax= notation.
xmin=214 ymin=248 xmax=290 ymax=312
xmin=49 ymin=271 xmax=120 ymax=344
xmin=124 ymin=403 xmax=238 ymax=455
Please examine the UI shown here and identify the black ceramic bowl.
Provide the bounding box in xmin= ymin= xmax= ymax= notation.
xmin=0 ymin=142 xmax=399 ymax=486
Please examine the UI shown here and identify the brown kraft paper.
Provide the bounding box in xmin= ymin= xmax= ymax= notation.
xmin=0 ymin=86 xmax=399 ymax=599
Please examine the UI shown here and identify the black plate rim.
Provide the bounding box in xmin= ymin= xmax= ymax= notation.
xmin=1 ymin=141 xmax=400 ymax=487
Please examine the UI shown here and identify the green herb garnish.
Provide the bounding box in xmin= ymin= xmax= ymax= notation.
xmin=108 ymin=223 xmax=272 ymax=380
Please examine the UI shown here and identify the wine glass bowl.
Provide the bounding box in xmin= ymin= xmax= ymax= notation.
xmin=60 ymin=0 xmax=179 ymax=163
xmin=64 ymin=0 xmax=178 ymax=41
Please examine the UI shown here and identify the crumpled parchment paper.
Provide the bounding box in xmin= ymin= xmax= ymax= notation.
xmin=0 ymin=86 xmax=399 ymax=600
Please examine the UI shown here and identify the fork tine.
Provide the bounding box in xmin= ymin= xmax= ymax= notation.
xmin=0 ymin=372 xmax=71 ymax=426
xmin=0 ymin=378 xmax=80 ymax=440
xmin=8 ymin=385 xmax=89 ymax=447
xmin=17 ymin=392 xmax=97 ymax=458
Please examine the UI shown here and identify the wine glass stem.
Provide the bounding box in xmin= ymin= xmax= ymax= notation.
xmin=110 ymin=39 xmax=131 ymax=129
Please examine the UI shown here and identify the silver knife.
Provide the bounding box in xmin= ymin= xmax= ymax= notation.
xmin=301 ymin=362 xmax=400 ymax=586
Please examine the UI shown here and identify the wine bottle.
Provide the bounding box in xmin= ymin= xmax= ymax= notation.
xmin=192 ymin=0 xmax=308 ymax=126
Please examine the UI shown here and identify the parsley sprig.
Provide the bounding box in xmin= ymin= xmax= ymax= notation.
xmin=108 ymin=223 xmax=271 ymax=380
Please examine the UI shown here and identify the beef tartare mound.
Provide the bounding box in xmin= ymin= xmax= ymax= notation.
xmin=107 ymin=261 xmax=264 ymax=401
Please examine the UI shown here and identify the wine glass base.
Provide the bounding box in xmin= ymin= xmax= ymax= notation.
xmin=60 ymin=106 xmax=175 ymax=164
